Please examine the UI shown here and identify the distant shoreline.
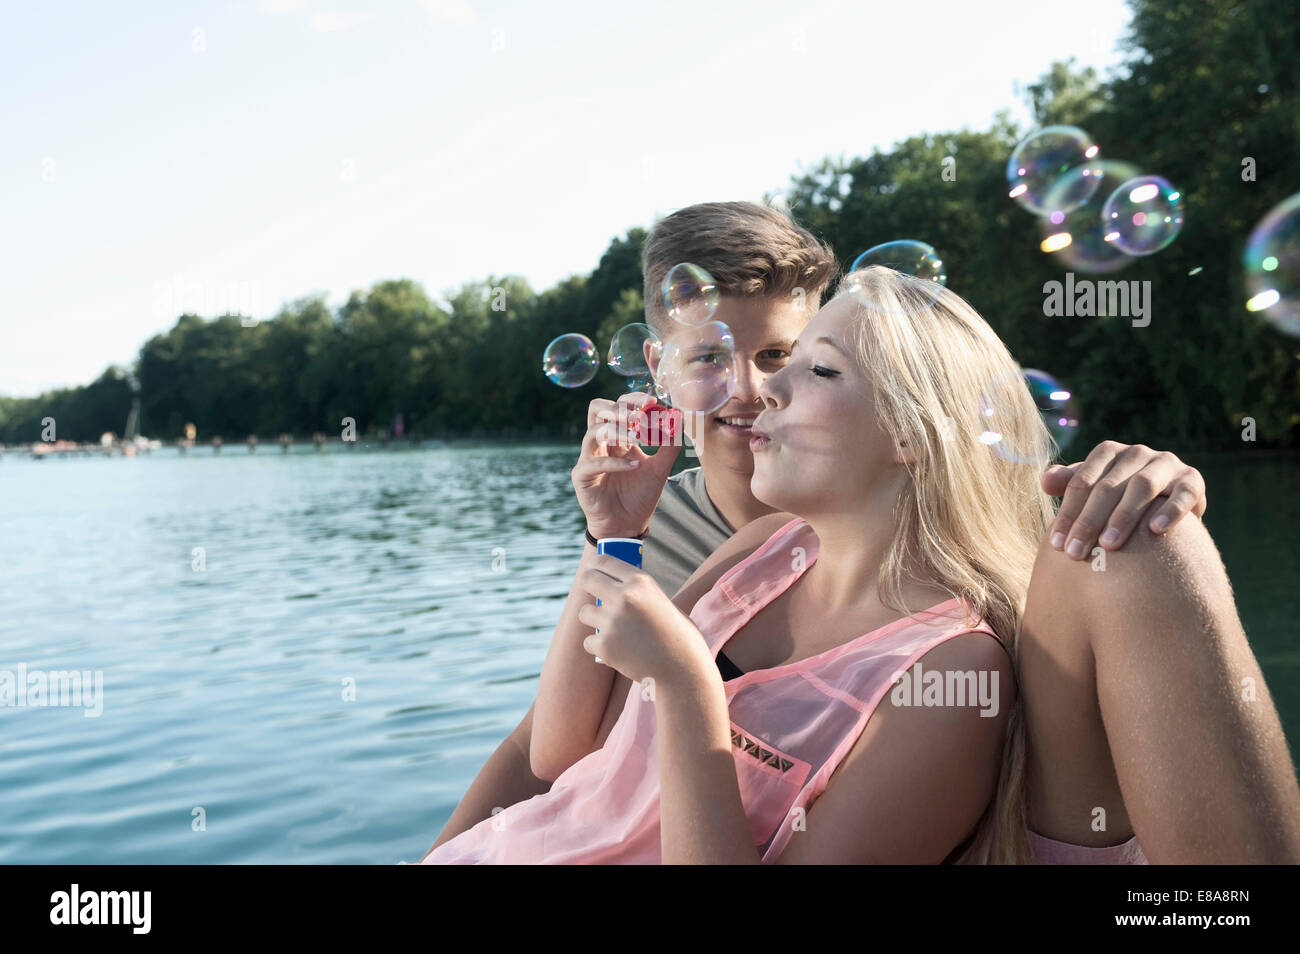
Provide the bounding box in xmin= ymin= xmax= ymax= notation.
xmin=2 ymin=435 xmax=1295 ymax=465
xmin=0 ymin=432 xmax=591 ymax=459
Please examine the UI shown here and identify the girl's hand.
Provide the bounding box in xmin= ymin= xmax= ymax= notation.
xmin=1041 ymin=441 xmax=1208 ymax=559
xmin=572 ymin=393 xmax=682 ymax=539
xmin=575 ymin=554 xmax=716 ymax=690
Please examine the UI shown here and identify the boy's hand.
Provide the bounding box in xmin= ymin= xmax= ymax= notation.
xmin=1042 ymin=441 xmax=1207 ymax=560
xmin=572 ymin=392 xmax=682 ymax=540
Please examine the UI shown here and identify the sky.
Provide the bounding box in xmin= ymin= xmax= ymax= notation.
xmin=0 ymin=0 xmax=1135 ymax=397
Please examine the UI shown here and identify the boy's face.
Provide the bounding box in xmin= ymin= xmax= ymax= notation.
xmin=667 ymin=295 xmax=814 ymax=482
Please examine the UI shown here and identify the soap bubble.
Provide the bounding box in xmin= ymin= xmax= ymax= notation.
xmin=1101 ymin=175 xmax=1185 ymax=255
xmin=1007 ymin=126 xmax=1102 ymax=216
xmin=848 ymin=240 xmax=947 ymax=285
xmin=1038 ymin=159 xmax=1143 ymax=275
xmin=608 ymin=322 xmax=664 ymax=395
xmin=1026 ymin=369 xmax=1081 ymax=455
xmin=652 ymin=320 xmax=737 ymax=414
xmin=607 ymin=322 xmax=663 ymax=378
xmin=1243 ymin=192 xmax=1300 ymax=337
xmin=662 ymin=263 xmax=720 ymax=325
xmin=542 ymin=333 xmax=598 ymax=388
xmin=843 ymin=241 xmax=948 ymax=317
xmin=977 ymin=368 xmax=1079 ymax=464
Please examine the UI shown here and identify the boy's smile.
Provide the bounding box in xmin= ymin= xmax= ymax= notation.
xmin=678 ymin=295 xmax=811 ymax=474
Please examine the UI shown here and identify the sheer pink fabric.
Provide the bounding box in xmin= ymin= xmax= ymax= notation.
xmin=422 ymin=516 xmax=1009 ymax=864
xmin=1027 ymin=831 xmax=1148 ymax=864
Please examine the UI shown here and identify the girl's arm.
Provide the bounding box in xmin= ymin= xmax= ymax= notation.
xmin=656 ymin=632 xmax=1014 ymax=864
xmin=536 ymin=510 xmax=798 ymax=781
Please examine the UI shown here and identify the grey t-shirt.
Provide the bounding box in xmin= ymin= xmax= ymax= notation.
xmin=641 ymin=466 xmax=736 ymax=597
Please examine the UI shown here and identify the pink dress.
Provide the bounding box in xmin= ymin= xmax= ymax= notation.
xmin=426 ymin=517 xmax=1007 ymax=863
xmin=1026 ymin=832 xmax=1148 ymax=864
xmin=421 ymin=516 xmax=1147 ymax=864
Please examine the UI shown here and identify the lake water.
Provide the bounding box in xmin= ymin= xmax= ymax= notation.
xmin=0 ymin=443 xmax=1296 ymax=863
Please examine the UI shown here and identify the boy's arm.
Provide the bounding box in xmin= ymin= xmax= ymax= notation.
xmin=420 ymin=702 xmax=549 ymax=861
xmin=532 ymin=534 xmax=633 ymax=782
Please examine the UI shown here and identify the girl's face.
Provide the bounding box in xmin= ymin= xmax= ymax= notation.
xmin=750 ymin=297 xmax=907 ymax=516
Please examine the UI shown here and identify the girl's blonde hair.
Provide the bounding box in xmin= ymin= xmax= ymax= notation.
xmin=835 ymin=266 xmax=1058 ymax=864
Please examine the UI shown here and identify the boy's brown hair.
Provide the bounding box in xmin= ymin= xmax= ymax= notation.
xmin=641 ymin=201 xmax=838 ymax=334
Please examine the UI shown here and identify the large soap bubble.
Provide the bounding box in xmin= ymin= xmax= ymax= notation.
xmin=977 ymin=368 xmax=1080 ymax=464
xmin=651 ymin=320 xmax=737 ymax=414
xmin=1007 ymin=126 xmax=1102 ymax=216
xmin=843 ymin=241 xmax=948 ymax=318
xmin=848 ymin=240 xmax=947 ymax=285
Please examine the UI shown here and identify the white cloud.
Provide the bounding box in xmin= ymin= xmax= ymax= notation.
xmin=418 ymin=0 xmax=473 ymax=28
xmin=309 ymin=11 xmax=377 ymax=32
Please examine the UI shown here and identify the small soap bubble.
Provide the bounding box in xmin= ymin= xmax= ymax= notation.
xmin=607 ymin=322 xmax=663 ymax=379
xmin=1007 ymin=126 xmax=1103 ymax=216
xmin=662 ymin=263 xmax=720 ymax=325
xmin=1243 ymin=192 xmax=1300 ymax=336
xmin=1037 ymin=159 xmax=1143 ymax=274
xmin=977 ymin=369 xmax=1079 ymax=464
xmin=652 ymin=320 xmax=737 ymax=414
xmin=1101 ymin=175 xmax=1185 ymax=255
xmin=542 ymin=333 xmax=598 ymax=388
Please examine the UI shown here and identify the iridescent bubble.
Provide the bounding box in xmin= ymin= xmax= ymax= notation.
xmin=607 ymin=322 xmax=663 ymax=379
xmin=1026 ymin=369 xmax=1080 ymax=455
xmin=1037 ymin=159 xmax=1143 ymax=275
xmin=1243 ymin=192 xmax=1300 ymax=337
xmin=542 ymin=333 xmax=598 ymax=388
xmin=843 ymin=241 xmax=948 ymax=318
xmin=662 ymin=263 xmax=720 ymax=325
xmin=1101 ymin=175 xmax=1185 ymax=255
xmin=652 ymin=320 xmax=737 ymax=414
xmin=1007 ymin=126 xmax=1103 ymax=216
xmin=977 ymin=368 xmax=1079 ymax=464
xmin=848 ymin=240 xmax=948 ymax=285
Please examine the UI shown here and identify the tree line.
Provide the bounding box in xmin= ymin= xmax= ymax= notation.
xmin=2 ymin=0 xmax=1296 ymax=452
